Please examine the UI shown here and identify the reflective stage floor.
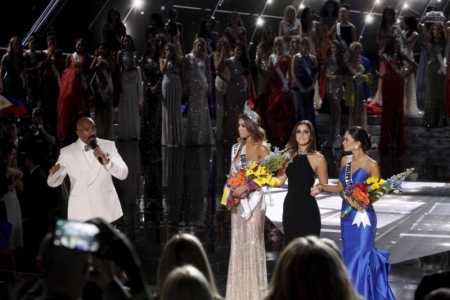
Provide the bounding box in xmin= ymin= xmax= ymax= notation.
xmin=113 ymin=142 xmax=450 ymax=300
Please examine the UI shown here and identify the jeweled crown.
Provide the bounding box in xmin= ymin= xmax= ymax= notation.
xmin=244 ymin=102 xmax=259 ymax=125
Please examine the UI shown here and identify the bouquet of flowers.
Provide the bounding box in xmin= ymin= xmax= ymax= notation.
xmin=221 ymin=147 xmax=286 ymax=210
xmin=340 ymin=168 xmax=415 ymax=222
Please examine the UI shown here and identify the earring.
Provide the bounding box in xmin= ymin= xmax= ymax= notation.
xmin=355 ymin=145 xmax=359 ymax=150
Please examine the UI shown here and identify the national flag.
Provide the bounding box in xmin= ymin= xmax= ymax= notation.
xmin=221 ymin=186 xmax=235 ymax=210
xmin=0 ymin=94 xmax=27 ymax=116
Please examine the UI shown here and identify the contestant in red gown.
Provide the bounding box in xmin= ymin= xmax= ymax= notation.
xmin=260 ymin=37 xmax=295 ymax=147
xmin=57 ymin=38 xmax=90 ymax=144
xmin=379 ymin=36 xmax=417 ymax=149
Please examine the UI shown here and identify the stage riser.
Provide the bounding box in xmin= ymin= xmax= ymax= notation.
xmin=316 ymin=114 xmax=450 ymax=148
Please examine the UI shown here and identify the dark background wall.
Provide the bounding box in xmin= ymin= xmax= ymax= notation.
xmin=0 ymin=0 xmax=448 ymax=64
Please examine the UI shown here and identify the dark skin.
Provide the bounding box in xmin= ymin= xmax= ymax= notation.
xmin=49 ymin=118 xmax=110 ymax=175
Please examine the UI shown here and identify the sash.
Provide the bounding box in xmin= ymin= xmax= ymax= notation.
xmin=434 ymin=43 xmax=447 ymax=75
xmin=270 ymin=54 xmax=289 ymax=92
xmin=206 ymin=33 xmax=213 ymax=53
xmin=295 ymin=53 xmax=312 ymax=78
xmin=228 ymin=28 xmax=241 ymax=46
xmin=167 ymin=61 xmax=178 ymax=75
xmin=11 ymin=59 xmax=25 ymax=89
xmin=73 ymin=52 xmax=88 ymax=90
xmin=230 ymin=57 xmax=247 ymax=92
xmin=188 ymin=53 xmax=208 ymax=89
xmin=345 ymin=155 xmax=371 ymax=228
xmin=43 ymin=50 xmax=61 ymax=87
xmin=95 ymin=57 xmax=114 ymax=93
xmin=381 ymin=54 xmax=402 ymax=75
xmin=336 ymin=23 xmax=349 ymax=51
xmin=230 ymin=143 xmax=265 ymax=220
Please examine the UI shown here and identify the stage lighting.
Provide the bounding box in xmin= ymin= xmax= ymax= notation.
xmin=133 ymin=0 xmax=143 ymax=8
xmin=267 ymin=0 xmax=272 ymax=3
xmin=366 ymin=14 xmax=373 ymax=23
xmin=300 ymin=4 xmax=305 ymax=9
xmin=257 ymin=17 xmax=264 ymax=26
xmin=403 ymin=3 xmax=408 ymax=9
xmin=161 ymin=6 xmax=165 ymax=11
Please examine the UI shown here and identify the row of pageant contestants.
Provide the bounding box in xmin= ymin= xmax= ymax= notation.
xmin=225 ymin=108 xmax=394 ymax=299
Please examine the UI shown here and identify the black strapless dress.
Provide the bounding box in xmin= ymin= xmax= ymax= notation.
xmin=283 ymin=154 xmax=321 ymax=244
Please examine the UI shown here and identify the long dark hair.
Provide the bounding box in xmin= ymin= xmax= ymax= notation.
xmin=403 ymin=15 xmax=418 ymax=38
xmin=73 ymin=38 xmax=86 ymax=53
xmin=287 ymin=121 xmax=317 ymax=154
xmin=383 ymin=35 xmax=403 ymax=63
xmin=320 ymin=0 xmax=339 ymax=18
xmin=258 ymin=26 xmax=275 ymax=50
xmin=106 ymin=8 xmax=122 ymax=24
xmin=329 ymin=40 xmax=346 ymax=70
xmin=380 ymin=7 xmax=396 ymax=29
xmin=235 ymin=43 xmax=249 ymax=75
xmin=122 ymin=35 xmax=136 ymax=52
xmin=144 ymin=38 xmax=160 ymax=59
xmin=151 ymin=13 xmax=165 ymax=30
xmin=300 ymin=7 xmax=314 ymax=33
xmin=197 ymin=15 xmax=215 ymax=38
xmin=228 ymin=11 xmax=244 ymax=27
xmin=7 ymin=36 xmax=23 ymax=60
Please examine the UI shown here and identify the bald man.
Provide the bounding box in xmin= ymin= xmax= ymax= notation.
xmin=47 ymin=117 xmax=128 ymax=222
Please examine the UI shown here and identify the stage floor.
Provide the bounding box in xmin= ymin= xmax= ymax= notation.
xmin=112 ymin=143 xmax=450 ymax=300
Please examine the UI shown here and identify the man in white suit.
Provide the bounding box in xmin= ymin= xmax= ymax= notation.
xmin=47 ymin=117 xmax=128 ymax=222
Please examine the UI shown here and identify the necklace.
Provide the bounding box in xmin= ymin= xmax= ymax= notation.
xmin=298 ymin=150 xmax=307 ymax=155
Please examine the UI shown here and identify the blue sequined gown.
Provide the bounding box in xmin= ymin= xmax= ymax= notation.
xmin=339 ymin=166 xmax=395 ymax=300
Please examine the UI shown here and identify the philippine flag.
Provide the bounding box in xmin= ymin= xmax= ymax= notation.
xmin=0 ymin=94 xmax=27 ymax=116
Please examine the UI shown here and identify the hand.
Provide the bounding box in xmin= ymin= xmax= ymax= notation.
xmin=49 ymin=164 xmax=61 ymax=176
xmin=139 ymin=100 xmax=144 ymax=107
xmin=93 ymin=146 xmax=109 ymax=165
xmin=37 ymin=61 xmax=44 ymax=69
xmin=232 ymin=185 xmax=249 ymax=197
xmin=310 ymin=185 xmax=322 ymax=196
xmin=150 ymin=85 xmax=158 ymax=94
xmin=165 ymin=50 xmax=171 ymax=59
xmin=299 ymin=86 xmax=307 ymax=93
xmin=37 ymin=124 xmax=45 ymax=132
xmin=344 ymin=195 xmax=364 ymax=211
xmin=94 ymin=49 xmax=99 ymax=57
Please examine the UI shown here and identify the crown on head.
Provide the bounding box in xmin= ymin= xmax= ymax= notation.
xmin=243 ymin=102 xmax=259 ymax=125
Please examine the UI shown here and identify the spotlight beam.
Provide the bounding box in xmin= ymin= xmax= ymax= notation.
xmin=248 ymin=0 xmax=271 ymax=48
xmin=358 ymin=0 xmax=378 ymax=42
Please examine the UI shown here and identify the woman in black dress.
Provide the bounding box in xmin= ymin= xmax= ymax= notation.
xmin=277 ymin=120 xmax=328 ymax=244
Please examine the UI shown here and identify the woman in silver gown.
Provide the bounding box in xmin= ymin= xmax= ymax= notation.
xmin=184 ymin=38 xmax=214 ymax=145
xmin=322 ymin=41 xmax=345 ymax=148
xmin=221 ymin=44 xmax=249 ymax=144
xmin=213 ymin=37 xmax=232 ymax=143
xmin=160 ymin=43 xmax=183 ymax=146
xmin=117 ymin=35 xmax=143 ymax=140
xmin=346 ymin=42 xmax=368 ymax=130
xmin=225 ymin=108 xmax=269 ymax=300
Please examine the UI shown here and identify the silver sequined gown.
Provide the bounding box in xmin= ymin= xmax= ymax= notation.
xmin=282 ymin=21 xmax=300 ymax=52
xmin=401 ymin=31 xmax=421 ymax=116
xmin=161 ymin=61 xmax=183 ymax=146
xmin=256 ymin=44 xmax=271 ymax=95
xmin=226 ymin=151 xmax=267 ymax=300
xmin=118 ymin=51 xmax=142 ymax=140
xmin=185 ymin=54 xmax=215 ymax=145
xmin=225 ymin=57 xmax=247 ymax=143
xmin=325 ymin=56 xmax=344 ymax=141
xmin=215 ymin=63 xmax=230 ymax=142
xmin=348 ymin=64 xmax=367 ymax=130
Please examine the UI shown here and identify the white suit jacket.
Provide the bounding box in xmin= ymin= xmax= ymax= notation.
xmin=47 ymin=138 xmax=128 ymax=222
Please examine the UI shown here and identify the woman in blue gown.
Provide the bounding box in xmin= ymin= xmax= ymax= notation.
xmin=314 ymin=126 xmax=395 ymax=300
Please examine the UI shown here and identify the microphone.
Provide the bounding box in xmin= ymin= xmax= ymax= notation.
xmin=89 ymin=140 xmax=103 ymax=165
